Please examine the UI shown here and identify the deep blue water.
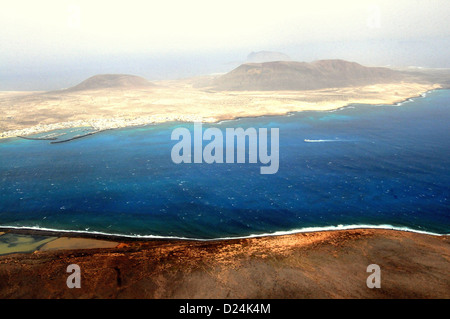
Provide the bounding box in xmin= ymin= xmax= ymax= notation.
xmin=1 ymin=90 xmax=449 ymax=238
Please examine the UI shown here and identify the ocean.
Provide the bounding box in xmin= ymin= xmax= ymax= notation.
xmin=0 ymin=89 xmax=449 ymax=239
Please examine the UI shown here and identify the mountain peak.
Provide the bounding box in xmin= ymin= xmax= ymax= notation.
xmin=213 ymin=60 xmax=403 ymax=91
xmin=66 ymin=74 xmax=155 ymax=92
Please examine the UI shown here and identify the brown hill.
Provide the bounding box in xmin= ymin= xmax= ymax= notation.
xmin=65 ymin=74 xmax=155 ymax=92
xmin=213 ymin=59 xmax=405 ymax=91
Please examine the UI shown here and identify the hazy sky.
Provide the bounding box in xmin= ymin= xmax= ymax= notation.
xmin=1 ymin=0 xmax=449 ymax=90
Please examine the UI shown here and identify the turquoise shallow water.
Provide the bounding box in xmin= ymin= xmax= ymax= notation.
xmin=0 ymin=90 xmax=449 ymax=238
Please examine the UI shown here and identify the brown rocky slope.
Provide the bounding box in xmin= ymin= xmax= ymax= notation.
xmin=0 ymin=229 xmax=448 ymax=299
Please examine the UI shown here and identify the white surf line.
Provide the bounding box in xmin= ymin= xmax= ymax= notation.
xmin=0 ymin=224 xmax=447 ymax=242
xmin=394 ymin=88 xmax=439 ymax=106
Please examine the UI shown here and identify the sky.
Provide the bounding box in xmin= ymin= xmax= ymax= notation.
xmin=1 ymin=0 xmax=449 ymax=90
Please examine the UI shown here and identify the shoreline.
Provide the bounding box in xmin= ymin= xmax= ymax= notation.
xmin=0 ymin=224 xmax=447 ymax=244
xmin=0 ymin=86 xmax=442 ymax=140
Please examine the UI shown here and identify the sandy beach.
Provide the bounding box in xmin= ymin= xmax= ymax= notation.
xmin=0 ymin=228 xmax=448 ymax=299
xmin=0 ymin=81 xmax=441 ymax=139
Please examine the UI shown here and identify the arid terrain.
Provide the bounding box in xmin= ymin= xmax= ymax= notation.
xmin=0 ymin=228 xmax=448 ymax=299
